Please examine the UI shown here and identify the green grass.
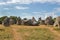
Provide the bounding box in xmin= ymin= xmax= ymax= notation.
xmin=0 ymin=27 xmax=13 ymax=40
xmin=17 ymin=28 xmax=55 ymax=40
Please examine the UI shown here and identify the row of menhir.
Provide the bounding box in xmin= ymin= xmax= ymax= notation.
xmin=0 ymin=16 xmax=60 ymax=28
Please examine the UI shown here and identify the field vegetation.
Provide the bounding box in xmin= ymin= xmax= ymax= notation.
xmin=0 ymin=25 xmax=60 ymax=40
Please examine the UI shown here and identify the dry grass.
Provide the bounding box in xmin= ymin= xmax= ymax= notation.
xmin=0 ymin=25 xmax=60 ymax=40
xmin=0 ymin=25 xmax=13 ymax=40
xmin=54 ymin=27 xmax=60 ymax=33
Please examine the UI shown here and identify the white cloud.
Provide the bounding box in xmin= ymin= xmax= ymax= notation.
xmin=32 ymin=12 xmax=41 ymax=14
xmin=15 ymin=6 xmax=29 ymax=9
xmin=4 ymin=8 xmax=9 ymax=10
xmin=51 ymin=7 xmax=60 ymax=18
xmin=44 ymin=7 xmax=60 ymax=18
xmin=0 ymin=0 xmax=60 ymax=5
xmin=0 ymin=2 xmax=6 ymax=5
xmin=20 ymin=13 xmax=32 ymax=19
xmin=54 ymin=7 xmax=60 ymax=12
xmin=2 ymin=6 xmax=29 ymax=10
xmin=32 ymin=11 xmax=57 ymax=19
xmin=9 ymin=0 xmax=60 ymax=4
xmin=8 ymin=0 xmax=32 ymax=4
xmin=22 ymin=16 xmax=32 ymax=19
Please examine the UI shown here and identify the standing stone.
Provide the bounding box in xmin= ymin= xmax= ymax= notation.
xmin=9 ymin=18 xmax=15 ymax=25
xmin=22 ymin=18 xmax=28 ymax=25
xmin=54 ymin=16 xmax=60 ymax=28
xmin=21 ymin=17 xmax=39 ymax=26
xmin=45 ymin=16 xmax=54 ymax=25
xmin=38 ymin=17 xmax=45 ymax=25
xmin=26 ymin=19 xmax=33 ymax=25
xmin=31 ymin=17 xmax=36 ymax=22
xmin=2 ymin=17 xmax=10 ymax=26
xmin=17 ymin=17 xmax=22 ymax=25
xmin=31 ymin=17 xmax=39 ymax=26
xmin=40 ymin=20 xmax=45 ymax=25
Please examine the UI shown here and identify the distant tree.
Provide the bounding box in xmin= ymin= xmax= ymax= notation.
xmin=0 ymin=16 xmax=8 ymax=24
xmin=10 ymin=16 xmax=17 ymax=20
xmin=17 ymin=17 xmax=22 ymax=25
xmin=38 ymin=17 xmax=41 ymax=22
xmin=23 ymin=18 xmax=27 ymax=20
xmin=10 ymin=16 xmax=17 ymax=24
xmin=38 ymin=17 xmax=42 ymax=24
xmin=0 ymin=16 xmax=8 ymax=21
xmin=53 ymin=18 xmax=56 ymax=22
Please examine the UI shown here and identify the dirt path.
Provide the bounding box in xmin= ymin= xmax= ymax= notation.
xmin=41 ymin=25 xmax=60 ymax=37
xmin=40 ymin=25 xmax=60 ymax=40
xmin=11 ymin=26 xmax=23 ymax=40
xmin=10 ymin=25 xmax=60 ymax=40
xmin=40 ymin=25 xmax=60 ymax=36
xmin=47 ymin=27 xmax=60 ymax=40
xmin=48 ymin=27 xmax=60 ymax=36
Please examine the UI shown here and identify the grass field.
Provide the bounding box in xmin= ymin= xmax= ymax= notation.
xmin=17 ymin=28 xmax=55 ymax=40
xmin=54 ymin=27 xmax=60 ymax=33
xmin=0 ymin=25 xmax=13 ymax=40
xmin=0 ymin=25 xmax=60 ymax=40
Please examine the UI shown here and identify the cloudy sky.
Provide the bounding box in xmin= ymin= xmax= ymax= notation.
xmin=0 ymin=0 xmax=60 ymax=19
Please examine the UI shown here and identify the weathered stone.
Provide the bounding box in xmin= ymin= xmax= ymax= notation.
xmin=21 ymin=17 xmax=39 ymax=26
xmin=31 ymin=17 xmax=36 ymax=22
xmin=9 ymin=18 xmax=15 ymax=25
xmin=54 ymin=16 xmax=60 ymax=28
xmin=21 ymin=18 xmax=28 ymax=25
xmin=2 ymin=17 xmax=10 ymax=26
xmin=40 ymin=20 xmax=45 ymax=25
xmin=45 ymin=16 xmax=54 ymax=25
xmin=17 ymin=17 xmax=22 ymax=25
xmin=26 ymin=17 xmax=39 ymax=26
xmin=38 ymin=17 xmax=45 ymax=25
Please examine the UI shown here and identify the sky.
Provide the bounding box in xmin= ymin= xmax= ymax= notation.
xmin=0 ymin=0 xmax=60 ymax=19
